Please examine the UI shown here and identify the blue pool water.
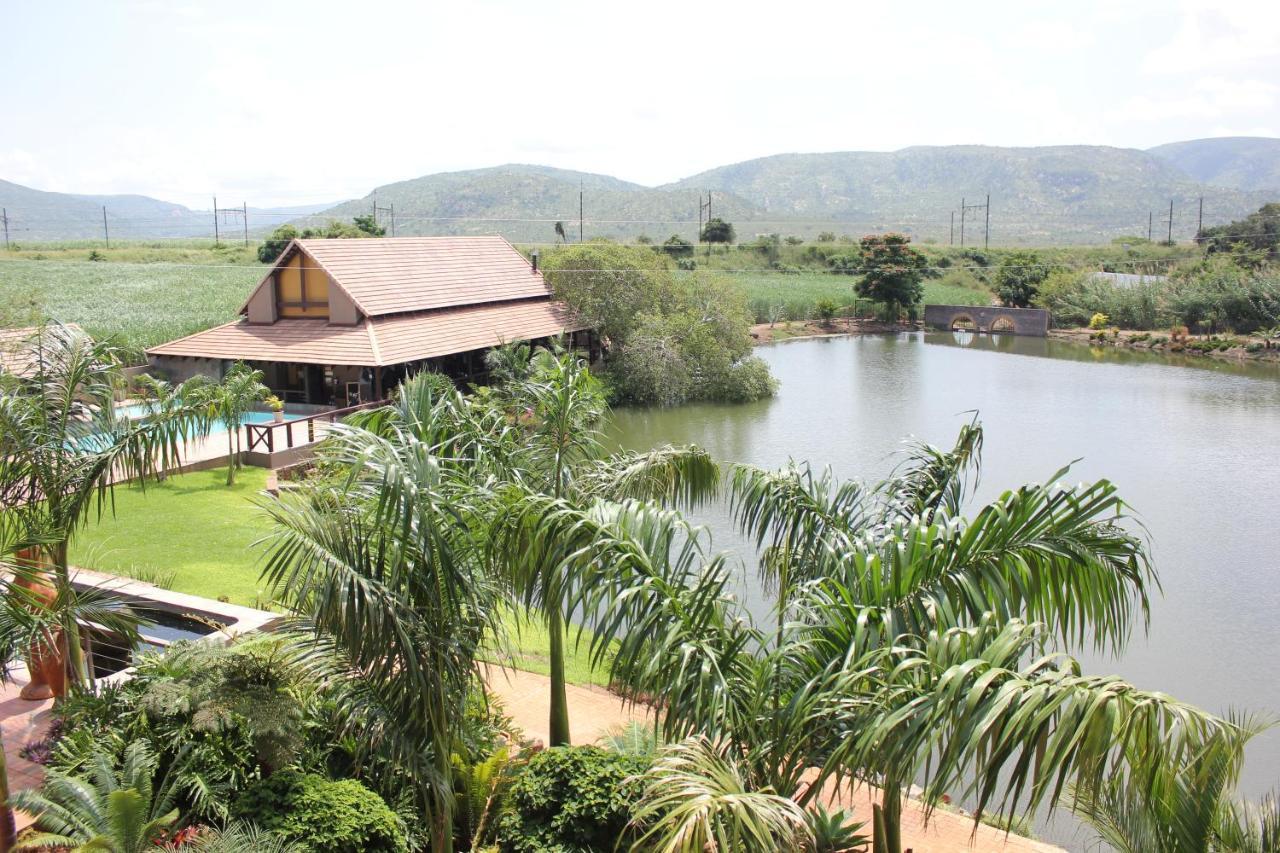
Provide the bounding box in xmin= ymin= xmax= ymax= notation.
xmin=116 ymin=404 xmax=277 ymax=435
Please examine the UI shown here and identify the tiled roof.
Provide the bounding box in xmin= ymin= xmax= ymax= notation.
xmin=244 ymin=236 xmax=553 ymax=318
xmin=148 ymin=300 xmax=583 ymax=367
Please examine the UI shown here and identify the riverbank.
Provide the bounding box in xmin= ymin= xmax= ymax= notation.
xmin=1049 ymin=327 xmax=1280 ymax=365
xmin=750 ymin=318 xmax=914 ymax=343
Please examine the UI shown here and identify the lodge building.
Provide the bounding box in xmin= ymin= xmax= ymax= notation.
xmin=147 ymin=236 xmax=589 ymax=406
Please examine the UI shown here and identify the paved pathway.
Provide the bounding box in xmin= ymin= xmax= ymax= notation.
xmin=1 ymin=667 xmax=54 ymax=833
xmin=483 ymin=666 xmax=1063 ymax=853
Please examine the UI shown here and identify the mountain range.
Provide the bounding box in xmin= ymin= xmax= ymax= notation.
xmin=3 ymin=137 xmax=1277 ymax=246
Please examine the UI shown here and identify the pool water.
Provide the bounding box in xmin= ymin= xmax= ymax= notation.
xmin=116 ymin=404 xmax=278 ymax=435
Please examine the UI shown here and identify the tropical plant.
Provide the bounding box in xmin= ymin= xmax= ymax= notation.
xmin=186 ymin=821 xmax=305 ymax=853
xmin=487 ymin=350 xmax=718 ymax=745
xmin=451 ymin=744 xmax=512 ymax=851
xmin=10 ymin=740 xmax=181 ymax=853
xmin=628 ymin=737 xmax=812 ymax=852
xmin=0 ymin=323 xmax=209 ymax=686
xmin=495 ymin=746 xmax=648 ymax=853
xmin=232 ymin=770 xmax=406 ymax=853
xmin=260 ymin=375 xmax=510 ymax=851
xmin=1070 ymin=713 xmax=1280 ymax=852
xmin=204 ymin=362 xmax=268 ymax=486
xmin=491 ymin=419 xmax=1233 ymax=852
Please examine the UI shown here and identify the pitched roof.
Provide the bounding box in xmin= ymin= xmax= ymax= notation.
xmin=148 ymin=300 xmax=584 ymax=367
xmin=0 ymin=324 xmax=84 ymax=377
xmin=243 ymin=236 xmax=553 ymax=318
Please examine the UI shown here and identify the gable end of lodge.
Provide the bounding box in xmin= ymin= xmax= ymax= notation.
xmin=146 ymin=236 xmax=593 ymax=406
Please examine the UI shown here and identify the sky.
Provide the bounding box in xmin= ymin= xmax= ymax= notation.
xmin=2 ymin=0 xmax=1278 ymax=208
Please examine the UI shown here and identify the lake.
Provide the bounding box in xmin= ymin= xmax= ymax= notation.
xmin=610 ymin=331 xmax=1280 ymax=842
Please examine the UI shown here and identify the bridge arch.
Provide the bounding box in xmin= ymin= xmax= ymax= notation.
xmin=923 ymin=305 xmax=1049 ymax=337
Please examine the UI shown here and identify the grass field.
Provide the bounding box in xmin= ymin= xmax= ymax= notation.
xmin=0 ymin=258 xmax=260 ymax=353
xmin=70 ymin=465 xmax=608 ymax=685
xmin=728 ymin=271 xmax=992 ymax=322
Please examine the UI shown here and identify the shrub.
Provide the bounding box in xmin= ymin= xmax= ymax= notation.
xmin=994 ymin=251 xmax=1049 ymax=307
xmin=496 ymin=747 xmax=649 ymax=853
xmin=234 ymin=770 xmax=406 ymax=853
xmin=817 ymin=232 xmax=836 ymax=243
xmin=1088 ymin=312 xmax=1110 ymax=330
xmin=676 ymin=258 xmax=696 ymax=271
xmin=660 ymin=235 xmax=694 ymax=259
xmin=813 ymin=298 xmax=840 ymax=325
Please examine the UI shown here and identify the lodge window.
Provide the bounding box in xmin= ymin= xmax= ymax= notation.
xmin=276 ymin=253 xmax=329 ymax=319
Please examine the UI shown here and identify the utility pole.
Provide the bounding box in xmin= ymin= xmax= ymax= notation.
xmin=960 ymin=197 xmax=965 ymax=247
xmin=1197 ymin=196 xmax=1203 ymax=237
xmin=213 ymin=197 xmax=247 ymax=247
xmin=242 ymin=202 xmax=249 ymax=247
xmin=984 ymin=193 xmax=991 ymax=249
xmin=579 ymin=183 xmax=584 ymax=243
xmin=1148 ymin=211 xmax=1153 ymax=242
xmin=373 ymin=198 xmax=393 ymax=234
xmin=950 ymin=210 xmax=954 ymax=246
xmin=1167 ymin=199 xmax=1174 ymax=244
xmin=1 ymin=208 xmax=8 ymax=250
xmin=390 ymin=203 xmax=395 ymax=237
xmin=213 ymin=196 xmax=220 ymax=246
xmin=102 ymin=206 xmax=109 ymax=247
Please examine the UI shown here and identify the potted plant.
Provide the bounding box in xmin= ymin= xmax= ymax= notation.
xmin=265 ymin=395 xmax=285 ymax=423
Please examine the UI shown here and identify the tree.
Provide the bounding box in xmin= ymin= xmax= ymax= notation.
xmin=554 ymin=221 xmax=568 ymax=244
xmin=10 ymin=741 xmax=181 ymax=853
xmin=352 ymin=213 xmax=386 ymax=237
xmin=0 ymin=324 xmax=209 ymax=687
xmin=855 ymin=234 xmax=927 ymax=316
xmin=700 ymin=218 xmax=735 ymax=244
xmin=203 ymin=362 xmax=268 ymax=486
xmin=661 ymin=235 xmax=694 ymax=259
xmin=485 ymin=350 xmax=719 ymax=746
xmin=995 ymin=251 xmax=1049 ymax=307
xmin=1198 ymin=203 xmax=1280 ymax=264
xmin=817 ymin=232 xmax=836 ymax=243
xmin=260 ymin=374 xmax=508 ymax=852
xmin=494 ymin=420 xmax=1232 ymax=852
xmin=257 ymin=224 xmax=299 ymax=264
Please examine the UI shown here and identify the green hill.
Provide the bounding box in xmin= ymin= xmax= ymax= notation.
xmin=662 ymin=145 xmax=1275 ymax=244
xmin=310 ymin=164 xmax=764 ymax=244
xmin=1147 ymin=137 xmax=1280 ymax=192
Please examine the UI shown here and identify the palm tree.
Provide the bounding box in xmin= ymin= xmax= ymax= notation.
xmin=1070 ymin=713 xmax=1280 ymax=852
xmin=260 ymin=374 xmax=509 ymax=853
xmin=9 ymin=741 xmax=180 ymax=852
xmin=0 ymin=323 xmax=208 ymax=687
xmin=486 ymin=348 xmax=718 ymax=745
xmin=493 ymin=421 xmax=1234 ymax=852
xmin=203 ymin=362 xmax=268 ymax=486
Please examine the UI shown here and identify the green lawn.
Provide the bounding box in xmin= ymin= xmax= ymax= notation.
xmin=70 ymin=466 xmax=275 ymax=606
xmin=726 ymin=271 xmax=992 ymax=323
xmin=70 ymin=465 xmax=608 ymax=685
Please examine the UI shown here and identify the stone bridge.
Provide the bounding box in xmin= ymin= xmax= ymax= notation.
xmin=922 ymin=304 xmax=1049 ymax=337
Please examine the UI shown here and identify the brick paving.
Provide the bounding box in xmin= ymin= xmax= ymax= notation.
xmin=1 ymin=666 xmax=55 ymax=833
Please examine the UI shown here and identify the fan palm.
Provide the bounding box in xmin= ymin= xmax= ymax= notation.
xmin=0 ymin=323 xmax=209 ymax=685
xmin=493 ymin=421 xmax=1231 ymax=852
xmin=9 ymin=740 xmax=180 ymax=853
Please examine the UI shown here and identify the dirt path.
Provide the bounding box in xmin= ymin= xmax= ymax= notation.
xmin=483 ymin=666 xmax=1063 ymax=852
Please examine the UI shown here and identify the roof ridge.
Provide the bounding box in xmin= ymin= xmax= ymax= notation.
xmin=364 ymin=317 xmax=383 ymax=365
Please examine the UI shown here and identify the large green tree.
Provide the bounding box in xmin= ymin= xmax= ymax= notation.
xmin=995 ymin=250 xmax=1050 ymax=307
xmin=700 ymin=218 xmax=735 ymax=244
xmin=855 ymin=233 xmax=928 ymax=316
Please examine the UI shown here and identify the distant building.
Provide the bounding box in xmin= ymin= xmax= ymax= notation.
xmin=148 ymin=237 xmax=590 ymax=405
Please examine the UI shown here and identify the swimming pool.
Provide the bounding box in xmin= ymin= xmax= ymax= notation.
xmin=116 ymin=404 xmax=278 ymax=435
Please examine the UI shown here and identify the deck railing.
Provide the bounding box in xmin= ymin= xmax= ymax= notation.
xmin=244 ymin=400 xmax=385 ymax=455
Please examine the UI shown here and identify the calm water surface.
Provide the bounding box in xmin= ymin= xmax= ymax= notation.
xmin=609 ymin=332 xmax=1280 ymax=842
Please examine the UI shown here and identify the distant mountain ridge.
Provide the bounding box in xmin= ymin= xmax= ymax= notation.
xmin=1147 ymin=137 xmax=1280 ymax=192
xmin=2 ymin=137 xmax=1276 ymax=245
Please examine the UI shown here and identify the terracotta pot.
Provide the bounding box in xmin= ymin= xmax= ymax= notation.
xmin=11 ymin=548 xmax=66 ymax=701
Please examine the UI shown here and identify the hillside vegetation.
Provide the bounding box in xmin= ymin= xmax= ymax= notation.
xmin=1148 ymin=137 xmax=1280 ymax=192
xmin=4 ymin=138 xmax=1277 ymax=245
